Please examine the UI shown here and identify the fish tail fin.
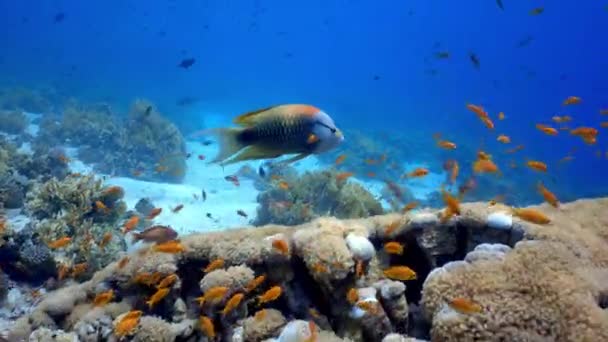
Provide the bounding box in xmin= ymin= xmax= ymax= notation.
xmin=205 ymin=128 xmax=248 ymax=164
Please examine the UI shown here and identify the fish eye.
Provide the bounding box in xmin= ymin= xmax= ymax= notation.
xmin=330 ymin=127 xmax=336 ymax=133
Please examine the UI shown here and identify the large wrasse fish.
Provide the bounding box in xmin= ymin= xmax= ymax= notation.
xmin=204 ymin=104 xmax=344 ymax=166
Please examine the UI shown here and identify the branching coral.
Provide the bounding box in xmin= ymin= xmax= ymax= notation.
xmin=254 ymin=169 xmax=383 ymax=226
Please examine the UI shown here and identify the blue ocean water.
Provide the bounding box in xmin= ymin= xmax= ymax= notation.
xmin=1 ymin=0 xmax=607 ymax=202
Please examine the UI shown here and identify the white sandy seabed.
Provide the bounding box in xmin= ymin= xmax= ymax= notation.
xmin=9 ymin=113 xmax=448 ymax=239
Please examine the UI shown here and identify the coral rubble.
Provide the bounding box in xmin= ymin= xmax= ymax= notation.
xmin=8 ymin=197 xmax=608 ymax=341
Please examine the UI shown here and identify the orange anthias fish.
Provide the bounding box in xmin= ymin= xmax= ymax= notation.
xmin=552 ymin=115 xmax=572 ymax=123
xmin=122 ymin=216 xmax=140 ymax=234
xmin=406 ymin=167 xmax=429 ymax=178
xmin=146 ymin=288 xmax=170 ymax=308
xmin=336 ymin=172 xmax=354 ymax=182
xmin=497 ymin=135 xmax=511 ymax=144
xmin=384 ymin=241 xmax=404 ymax=255
xmin=204 ymin=259 xmax=225 ymax=273
xmin=346 ymin=288 xmax=359 ymax=305
xmin=526 ymin=160 xmax=547 ymax=172
xmin=537 ymin=182 xmax=559 ymax=208
xmin=335 ymin=154 xmax=347 ymax=165
xmin=93 ymin=289 xmax=114 ymax=307
xmin=437 ymin=140 xmax=457 ymax=149
xmin=402 ymin=201 xmax=419 ymax=213
xmin=383 ymin=266 xmax=417 ymax=281
xmin=157 ymin=274 xmax=178 ymax=289
xmin=480 ymin=116 xmax=495 ymax=130
xmin=449 ymin=161 xmax=459 ymax=184
xmin=98 ymin=232 xmax=112 ymax=250
xmin=473 ymin=159 xmax=499 ymax=174
xmin=277 ymin=181 xmax=289 ymax=190
xmin=466 ymin=104 xmax=488 ymax=118
xmin=512 ymin=208 xmax=551 ymax=224
xmin=449 ymin=298 xmax=483 ymax=314
xmin=272 ymin=238 xmax=290 ymax=256
xmin=199 ymin=316 xmax=215 ymax=338
xmin=536 ymin=124 xmax=558 ymax=136
xmin=152 ymin=240 xmax=185 ymax=253
xmin=222 ymin=293 xmax=245 ymax=316
xmin=562 ymin=96 xmax=581 ymax=106
xmin=498 ymin=112 xmax=505 ymax=120
xmin=205 ymin=104 xmax=344 ymax=166
xmin=115 ymin=311 xmax=142 ymax=337
xmin=258 ymin=286 xmax=282 ymax=305
xmin=246 ymin=275 xmax=267 ymax=293
xmin=47 ymin=237 xmax=72 ymax=249
xmin=203 ymin=286 xmax=230 ymax=304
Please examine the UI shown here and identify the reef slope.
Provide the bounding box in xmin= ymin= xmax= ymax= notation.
xmin=8 ymin=197 xmax=608 ymax=342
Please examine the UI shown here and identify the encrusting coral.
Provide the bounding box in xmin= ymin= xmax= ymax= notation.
xmin=7 ymin=197 xmax=608 ymax=342
xmin=254 ymin=169 xmax=384 ymax=226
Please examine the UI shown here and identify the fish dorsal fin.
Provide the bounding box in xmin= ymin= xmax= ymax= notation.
xmin=233 ymin=106 xmax=277 ymax=126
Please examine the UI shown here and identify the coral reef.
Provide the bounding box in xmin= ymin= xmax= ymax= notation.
xmin=0 ymin=110 xmax=28 ymax=135
xmin=6 ymin=197 xmax=608 ymax=341
xmin=0 ymin=86 xmax=57 ymax=113
xmin=0 ymin=174 xmax=127 ymax=286
xmin=35 ymin=98 xmax=187 ymax=183
xmin=254 ymin=169 xmax=384 ymax=226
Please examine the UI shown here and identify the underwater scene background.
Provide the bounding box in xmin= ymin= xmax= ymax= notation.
xmin=1 ymin=1 xmax=608 ymax=341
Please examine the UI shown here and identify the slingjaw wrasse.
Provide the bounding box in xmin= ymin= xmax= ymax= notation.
xmin=207 ymin=104 xmax=344 ymax=166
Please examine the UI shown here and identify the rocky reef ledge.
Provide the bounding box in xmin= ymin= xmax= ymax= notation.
xmin=8 ymin=198 xmax=608 ymax=342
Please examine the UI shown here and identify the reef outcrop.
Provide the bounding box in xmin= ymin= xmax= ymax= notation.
xmin=6 ymin=197 xmax=608 ymax=341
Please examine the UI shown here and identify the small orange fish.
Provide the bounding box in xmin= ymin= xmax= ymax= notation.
xmin=384 ymin=241 xmax=404 ymax=255
xmin=512 ymin=208 xmax=551 ymax=224
xmin=536 ymin=124 xmax=558 ymax=136
xmin=71 ymin=262 xmax=88 ymax=277
xmin=115 ymin=311 xmax=142 ymax=337
xmin=346 ymin=288 xmax=359 ymax=305
xmin=48 ymin=236 xmax=72 ymax=249
xmin=278 ymin=181 xmax=289 ymax=190
xmin=258 ymin=286 xmax=282 ymax=305
xmin=551 ymin=115 xmax=572 ymax=123
xmin=442 ymin=188 xmax=461 ymax=216
xmin=254 ymin=309 xmax=268 ymax=321
xmin=147 ymin=208 xmax=162 ymax=220
xmin=222 ymin=293 xmax=244 ymax=316
xmin=477 ymin=150 xmax=492 ymax=160
xmin=58 ymin=263 xmax=70 ymax=281
xmin=496 ymin=134 xmax=510 ymax=144
xmin=335 ymin=154 xmax=347 ymax=165
xmin=449 ymin=297 xmax=483 ymax=314
xmin=559 ymin=155 xmax=574 ymax=163
xmin=152 ymin=240 xmax=185 ymax=253
xmin=367 ymin=172 xmax=376 ymax=178
xmin=157 ymin=274 xmax=178 ymax=289
xmin=480 ymin=117 xmax=495 ymax=130
xmin=407 ymin=167 xmax=429 ymax=178
xmin=355 ymin=260 xmax=365 ymax=278
xmin=117 ymin=256 xmax=130 ymax=269
xmin=600 ymin=122 xmax=608 ymax=128
xmin=473 ymin=159 xmax=499 ymax=174
xmin=402 ymin=202 xmax=418 ymax=213
xmin=199 ymin=316 xmax=215 ymax=338
xmin=272 ymin=238 xmax=290 ymax=256
xmin=498 ymin=112 xmax=505 ymax=120
xmin=146 ymin=287 xmax=170 ymax=309
xmin=246 ymin=275 xmax=267 ymax=293
xmin=122 ymin=216 xmax=140 ymax=234
xmin=450 ymin=161 xmax=459 ymax=184
xmin=526 ymin=160 xmax=547 ymax=172
xmin=505 ymin=144 xmax=525 ymax=154
xmin=562 ymin=96 xmax=581 ymax=106
xmin=466 ymin=104 xmax=488 ymax=118
xmin=204 ymin=286 xmax=230 ymax=304
xmin=93 ymin=289 xmax=114 ymax=307
xmin=57 ymin=154 xmax=71 ymax=164
xmin=600 ymin=109 xmax=608 ymax=115
xmin=171 ymin=204 xmax=184 ymax=213
xmin=98 ymin=232 xmax=112 ymax=250
xmin=537 ymin=182 xmax=559 ymax=208
xmin=204 ymin=259 xmax=225 ymax=273
xmin=383 ymin=266 xmax=417 ymax=281
xmin=335 ymin=172 xmax=354 ymax=182
xmin=95 ymin=200 xmax=109 ymax=213
xmin=437 ymin=140 xmax=457 ymax=149
xmin=355 ymin=300 xmax=379 ymax=314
